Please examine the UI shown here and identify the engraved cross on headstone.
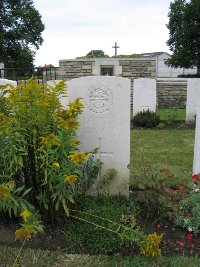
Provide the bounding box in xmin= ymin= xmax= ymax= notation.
xmin=112 ymin=42 xmax=120 ymax=57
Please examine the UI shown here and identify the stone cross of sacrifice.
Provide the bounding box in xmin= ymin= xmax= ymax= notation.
xmin=112 ymin=42 xmax=120 ymax=56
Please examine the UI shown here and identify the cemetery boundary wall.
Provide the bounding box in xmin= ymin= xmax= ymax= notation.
xmin=156 ymin=78 xmax=187 ymax=108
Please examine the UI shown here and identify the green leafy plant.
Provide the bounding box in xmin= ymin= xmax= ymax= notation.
xmin=130 ymin=162 xmax=190 ymax=220
xmin=0 ymin=79 xmax=100 ymax=225
xmin=132 ymin=110 xmax=160 ymax=128
xmin=64 ymin=195 xmax=147 ymax=255
xmin=97 ymin=168 xmax=118 ymax=193
xmin=175 ymin=191 xmax=200 ymax=234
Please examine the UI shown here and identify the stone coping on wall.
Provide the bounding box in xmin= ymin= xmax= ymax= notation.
xmin=59 ymin=58 xmax=156 ymax=63
xmin=157 ymin=78 xmax=188 ymax=82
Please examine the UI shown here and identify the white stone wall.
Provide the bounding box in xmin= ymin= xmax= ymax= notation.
xmin=92 ymin=58 xmax=122 ymax=76
xmin=156 ymin=53 xmax=197 ymax=78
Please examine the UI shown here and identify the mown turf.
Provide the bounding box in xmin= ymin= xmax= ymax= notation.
xmin=130 ymin=129 xmax=195 ymax=185
xmin=1 ymin=246 xmax=200 ymax=267
xmin=156 ymin=108 xmax=186 ymax=122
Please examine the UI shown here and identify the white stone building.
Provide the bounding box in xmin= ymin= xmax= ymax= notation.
xmin=140 ymin=52 xmax=197 ymax=78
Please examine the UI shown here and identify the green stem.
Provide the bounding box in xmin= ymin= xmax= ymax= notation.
xmin=69 ymin=213 xmax=123 ymax=243
xmin=12 ymin=239 xmax=26 ymax=267
xmin=69 ymin=209 xmax=147 ymax=246
xmin=70 ymin=208 xmax=121 ymax=226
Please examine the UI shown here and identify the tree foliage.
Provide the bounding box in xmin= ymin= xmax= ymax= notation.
xmin=0 ymin=0 xmax=45 ymax=68
xmin=77 ymin=50 xmax=109 ymax=58
xmin=166 ymin=0 xmax=200 ymax=72
xmin=78 ymin=50 xmax=140 ymax=59
xmin=86 ymin=50 xmax=109 ymax=58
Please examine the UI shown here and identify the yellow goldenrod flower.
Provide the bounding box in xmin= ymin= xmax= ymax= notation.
xmin=56 ymin=117 xmax=80 ymax=131
xmin=15 ymin=228 xmax=32 ymax=241
xmin=140 ymin=232 xmax=162 ymax=257
xmin=41 ymin=134 xmax=60 ymax=147
xmin=67 ymin=98 xmax=84 ymax=117
xmin=5 ymin=180 xmax=14 ymax=188
xmin=68 ymin=151 xmax=88 ymax=164
xmin=64 ymin=174 xmax=78 ymax=184
xmin=52 ymin=162 xmax=60 ymax=167
xmin=20 ymin=210 xmax=31 ymax=222
xmin=56 ymin=110 xmax=70 ymax=120
xmin=0 ymin=185 xmax=12 ymax=200
xmin=65 ymin=119 xmax=80 ymax=131
xmin=0 ymin=113 xmax=7 ymax=124
xmin=70 ymin=140 xmax=81 ymax=146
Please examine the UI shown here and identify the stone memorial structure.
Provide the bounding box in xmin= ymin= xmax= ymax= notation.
xmin=133 ymin=78 xmax=156 ymax=115
xmin=193 ymin=108 xmax=200 ymax=175
xmin=68 ymin=76 xmax=130 ymax=195
xmin=186 ymin=79 xmax=200 ymax=122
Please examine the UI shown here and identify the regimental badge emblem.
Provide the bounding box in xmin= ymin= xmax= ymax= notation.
xmin=86 ymin=85 xmax=113 ymax=113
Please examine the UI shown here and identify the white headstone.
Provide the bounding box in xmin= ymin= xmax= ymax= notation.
xmin=186 ymin=79 xmax=200 ymax=122
xmin=0 ymin=78 xmax=17 ymax=87
xmin=133 ymin=78 xmax=156 ymax=116
xmin=68 ymin=76 xmax=130 ymax=195
xmin=0 ymin=63 xmax=4 ymax=78
xmin=47 ymin=80 xmax=68 ymax=108
xmin=193 ymin=108 xmax=200 ymax=175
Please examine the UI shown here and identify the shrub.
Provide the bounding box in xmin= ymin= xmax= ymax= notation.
xmin=0 ymin=79 xmax=100 ymax=230
xmin=175 ymin=191 xmax=200 ymax=233
xmin=132 ymin=110 xmax=160 ymax=128
xmin=130 ymin=164 xmax=190 ymax=220
xmin=64 ymin=195 xmax=145 ymax=255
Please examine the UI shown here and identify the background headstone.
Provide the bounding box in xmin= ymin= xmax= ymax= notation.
xmin=0 ymin=63 xmax=4 ymax=78
xmin=133 ymin=78 xmax=156 ymax=116
xmin=68 ymin=76 xmax=130 ymax=195
xmin=193 ymin=108 xmax=200 ymax=175
xmin=0 ymin=78 xmax=17 ymax=88
xmin=186 ymin=78 xmax=200 ymax=122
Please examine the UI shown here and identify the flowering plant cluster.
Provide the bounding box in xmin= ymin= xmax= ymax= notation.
xmin=192 ymin=174 xmax=200 ymax=192
xmin=140 ymin=232 xmax=162 ymax=257
xmin=175 ymin=176 xmax=200 ymax=234
xmin=0 ymin=79 xmax=99 ymax=230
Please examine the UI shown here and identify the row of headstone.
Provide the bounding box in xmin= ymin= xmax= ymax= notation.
xmin=1 ymin=76 xmax=200 ymax=122
xmin=133 ymin=78 xmax=200 ymax=123
xmin=47 ymin=78 xmax=157 ymax=194
xmin=2 ymin=76 xmax=200 ymax=191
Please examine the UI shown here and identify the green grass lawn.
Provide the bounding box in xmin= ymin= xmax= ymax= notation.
xmin=1 ymin=246 xmax=200 ymax=267
xmin=156 ymin=108 xmax=186 ymax=122
xmin=130 ymin=129 xmax=195 ymax=185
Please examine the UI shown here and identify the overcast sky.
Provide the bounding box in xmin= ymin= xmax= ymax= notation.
xmin=33 ymin=0 xmax=172 ymax=67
